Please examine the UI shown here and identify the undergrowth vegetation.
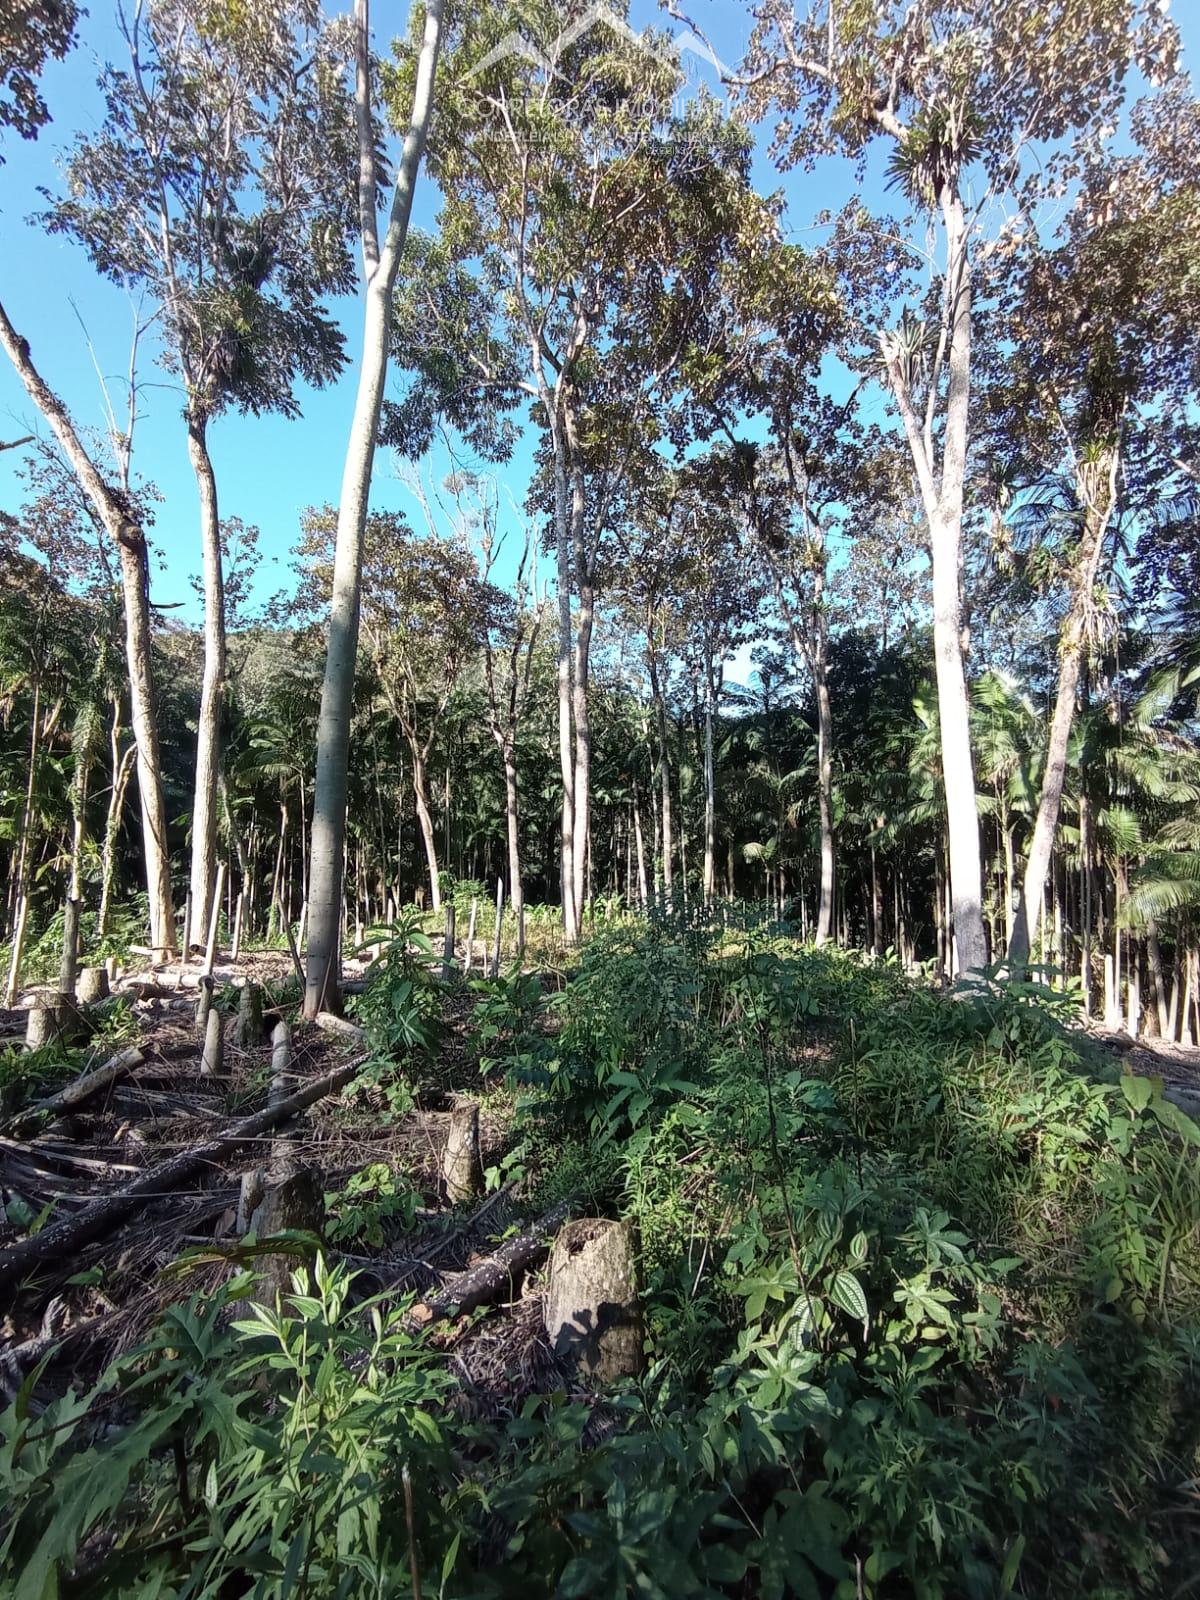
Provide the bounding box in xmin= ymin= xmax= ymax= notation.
xmin=3 ymin=921 xmax=1200 ymax=1598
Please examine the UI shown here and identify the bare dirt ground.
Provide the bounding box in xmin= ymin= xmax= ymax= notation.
xmin=1086 ymin=1025 xmax=1200 ymax=1095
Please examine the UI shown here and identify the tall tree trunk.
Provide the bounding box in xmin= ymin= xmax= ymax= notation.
xmin=186 ymin=407 xmax=227 ymax=943
xmin=304 ymin=0 xmax=442 ymax=1016
xmin=702 ymin=670 xmax=716 ymax=903
xmin=99 ymin=726 xmax=135 ymax=938
xmin=4 ymin=681 xmax=41 ymax=1006
xmin=565 ymin=424 xmax=593 ymax=932
xmin=813 ymin=622 xmax=834 ymax=944
xmin=649 ymin=662 xmax=673 ymax=897
xmin=1079 ymin=791 xmax=1094 ymax=1015
xmin=933 ymin=191 xmax=986 ymax=975
xmin=0 ymin=298 xmax=175 ymax=958
xmin=552 ymin=440 xmax=577 ymax=940
xmin=502 ymin=744 xmax=523 ymax=918
xmin=929 ymin=496 xmax=985 ymax=975
xmin=412 ymin=750 xmax=441 ymax=913
xmin=1147 ymin=922 xmax=1170 ymax=1040
xmin=883 ymin=192 xmax=986 ymax=975
xmin=1008 ymin=456 xmax=1115 ymax=971
xmin=632 ymin=782 xmax=648 ymax=909
xmin=572 ymin=571 xmax=593 ymax=924
xmin=67 ymin=716 xmax=92 ymax=905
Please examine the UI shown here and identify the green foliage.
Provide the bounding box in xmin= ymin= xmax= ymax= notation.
xmin=0 ymin=1039 xmax=75 ymax=1118
xmin=324 ymin=1162 xmax=419 ymax=1248
xmin=0 ymin=1258 xmax=453 ymax=1600
xmin=4 ymin=929 xmax=1199 ymax=1598
xmin=469 ymin=969 xmax=546 ymax=1083
xmin=351 ymin=916 xmax=442 ymax=1064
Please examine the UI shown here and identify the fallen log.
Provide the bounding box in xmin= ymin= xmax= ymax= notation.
xmin=5 ymin=1047 xmax=144 ymax=1135
xmin=0 ymin=1054 xmax=366 ymax=1295
xmin=121 ymin=980 xmax=184 ymax=1002
xmin=409 ymin=1199 xmax=572 ymax=1326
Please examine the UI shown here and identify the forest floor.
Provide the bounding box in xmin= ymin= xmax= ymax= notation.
xmin=0 ymin=945 xmax=572 ymax=1420
xmin=3 ymin=945 xmax=1198 ymax=1394
xmin=1091 ymin=1030 xmax=1200 ymax=1094
xmin=2 ymin=928 xmax=1199 ymax=1596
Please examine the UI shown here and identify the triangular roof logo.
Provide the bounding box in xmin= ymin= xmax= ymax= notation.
xmin=463 ymin=4 xmax=728 ymax=83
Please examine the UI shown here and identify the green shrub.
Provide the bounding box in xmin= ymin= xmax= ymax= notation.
xmin=5 ymin=923 xmax=1199 ymax=1598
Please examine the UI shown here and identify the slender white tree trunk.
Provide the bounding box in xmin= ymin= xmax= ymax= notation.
xmin=1009 ymin=455 xmax=1115 ymax=970
xmin=572 ymin=572 xmax=594 ymax=924
xmin=883 ymin=190 xmax=986 ymax=976
xmin=0 ymin=298 xmax=175 ymax=958
xmin=412 ymin=749 xmax=441 ymax=913
xmin=930 ymin=505 xmax=986 ymax=974
xmin=99 ymin=729 xmax=135 ymax=937
xmin=813 ymin=628 xmax=834 ymax=945
xmin=702 ymin=667 xmax=716 ymax=903
xmin=632 ymin=782 xmax=649 ymax=909
xmin=304 ymin=0 xmax=443 ymax=1015
xmin=650 ymin=665 xmax=673 ymax=898
xmin=502 ymin=745 xmax=523 ymax=917
xmin=186 ymin=407 xmax=227 ymax=942
xmin=551 ymin=442 xmax=577 ymax=940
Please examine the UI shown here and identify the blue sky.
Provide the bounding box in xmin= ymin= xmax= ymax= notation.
xmin=1 ymin=1 xmax=1196 ymax=627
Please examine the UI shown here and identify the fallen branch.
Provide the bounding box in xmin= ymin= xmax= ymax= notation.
xmin=5 ymin=1047 xmax=144 ymax=1135
xmin=0 ymin=1055 xmax=366 ymax=1295
xmin=408 ymin=1198 xmax=572 ymax=1326
xmin=0 ymin=1308 xmax=117 ymax=1401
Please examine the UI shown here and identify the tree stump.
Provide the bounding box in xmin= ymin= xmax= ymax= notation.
xmin=233 ymin=980 xmax=264 ymax=1048
xmin=247 ymin=1166 xmax=324 ymax=1305
xmin=236 ymin=1168 xmax=266 ymax=1236
xmin=442 ymin=1100 xmax=483 ymax=1202
xmin=195 ymin=977 xmax=213 ymax=1031
xmin=77 ymin=966 xmax=110 ymax=1005
xmin=544 ymin=1218 xmax=644 ymax=1382
xmin=24 ymin=994 xmax=67 ymax=1051
xmin=201 ymin=1005 xmax=224 ymax=1077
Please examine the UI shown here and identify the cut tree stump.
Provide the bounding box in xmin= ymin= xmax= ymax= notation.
xmin=233 ymin=980 xmax=264 ymax=1048
xmin=24 ymin=996 xmax=67 ymax=1051
xmin=23 ymin=992 xmax=86 ymax=1050
xmin=201 ymin=1005 xmax=224 ymax=1077
xmin=246 ymin=1166 xmax=324 ymax=1304
xmin=442 ymin=1100 xmax=483 ymax=1202
xmin=544 ymin=1218 xmax=644 ymax=1381
xmin=77 ymin=967 xmax=110 ymax=1005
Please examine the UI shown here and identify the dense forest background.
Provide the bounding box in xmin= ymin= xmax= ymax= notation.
xmin=3 ymin=0 xmax=1199 ymax=1033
